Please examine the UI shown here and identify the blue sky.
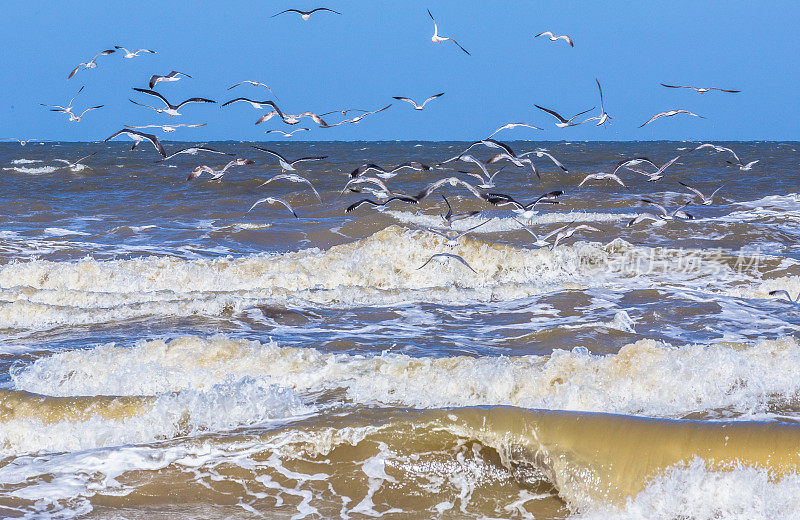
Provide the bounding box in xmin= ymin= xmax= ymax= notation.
xmin=1 ymin=1 xmax=797 ymax=142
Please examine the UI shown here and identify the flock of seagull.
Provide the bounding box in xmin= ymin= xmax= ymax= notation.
xmin=2 ymin=8 xmax=793 ymax=303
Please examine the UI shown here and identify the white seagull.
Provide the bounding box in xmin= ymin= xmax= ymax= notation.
xmin=266 ymin=128 xmax=310 ymax=138
xmin=514 ymin=219 xmax=572 ymax=247
xmin=679 ymin=182 xmax=724 ymax=206
xmin=345 ymin=196 xmax=418 ymax=213
xmin=534 ymin=31 xmax=574 ymax=47
xmin=414 ymin=220 xmax=488 ymax=247
xmin=53 ymin=152 xmax=98 ymax=172
xmin=632 ymin=198 xmax=694 ymax=223
xmin=272 ymin=8 xmax=341 ymax=20
xmin=518 ymin=150 xmax=569 ymax=173
xmin=249 ymin=197 xmax=299 ymax=218
xmin=255 ymin=110 xmax=328 ymax=127
xmin=417 ymin=253 xmax=477 ymax=274
xmin=729 ymin=160 xmax=759 ymax=171
xmin=661 ymin=84 xmax=740 ymax=94
xmin=227 ymin=81 xmax=276 ymax=95
xmin=259 ymin=173 xmax=322 ymax=202
xmin=428 ymin=9 xmax=470 ymax=55
xmin=221 ymin=98 xmax=284 ymax=112
xmin=534 ymin=104 xmax=595 ymax=128
xmin=131 ymin=88 xmax=216 ymax=116
xmin=68 ymin=49 xmax=116 ymax=79
xmin=441 ymin=195 xmax=481 ymax=226
xmin=579 ymin=172 xmax=628 ymax=189
xmin=690 ymin=143 xmax=755 ymax=170
xmin=487 ymin=122 xmax=543 ymax=138
xmin=392 ymin=92 xmax=445 ymax=110
xmin=149 ymin=71 xmax=192 ymax=89
xmin=188 ymin=158 xmax=255 ymax=181
xmin=623 ymin=155 xmax=681 ymax=182
xmin=125 ymin=123 xmax=206 ymax=133
xmin=157 ymin=146 xmax=234 ymax=162
xmin=322 ymin=105 xmax=391 ymax=127
xmin=103 ymin=129 xmax=166 ymax=157
xmin=114 ymin=46 xmax=156 ymax=58
xmin=252 ymin=147 xmax=327 ymax=171
xmin=584 ymin=79 xmax=612 ymax=126
xmin=639 ymin=110 xmax=704 ymax=128
xmin=551 ymin=224 xmax=600 ymax=250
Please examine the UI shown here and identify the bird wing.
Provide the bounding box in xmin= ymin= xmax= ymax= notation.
xmin=422 ymin=92 xmax=445 ymax=107
xmin=176 ymin=97 xmax=217 ymax=109
xmin=272 ymin=9 xmax=302 ymax=17
xmin=678 ymin=181 xmax=705 ymax=199
xmin=534 ymin=104 xmax=569 ymax=124
xmin=252 ymin=147 xmax=287 ymax=163
xmin=447 ymin=37 xmax=471 ymax=55
xmin=311 ymin=8 xmax=342 ymax=15
xmin=709 ymin=87 xmax=741 ymax=93
xmin=133 ymin=88 xmax=172 ymax=108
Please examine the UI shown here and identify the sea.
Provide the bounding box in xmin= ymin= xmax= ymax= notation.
xmin=1 ymin=140 xmax=799 ymax=519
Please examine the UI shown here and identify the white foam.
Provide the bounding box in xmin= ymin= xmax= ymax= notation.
xmin=11 ymin=159 xmax=42 ymax=164
xmin=42 ymin=227 xmax=91 ymax=237
xmin=13 ymin=335 xmax=800 ymax=420
xmin=2 ymin=165 xmax=59 ymax=174
xmin=575 ymin=458 xmax=800 ymax=520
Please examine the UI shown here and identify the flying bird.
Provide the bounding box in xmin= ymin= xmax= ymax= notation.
xmin=114 ymin=46 xmax=156 ymax=58
xmin=639 ymin=110 xmax=704 ymax=128
xmin=248 ymin=197 xmax=299 ymax=218
xmin=620 ymin=156 xmax=681 ymax=182
xmin=157 ymin=146 xmax=234 ymax=162
xmin=679 ymin=182 xmax=724 ymax=206
xmin=768 ymin=290 xmax=800 ymax=303
xmin=428 ymin=9 xmax=470 ymax=55
xmin=187 ymin=158 xmax=255 ymax=181
xmin=68 ymin=49 xmax=115 ymax=79
xmin=584 ymin=79 xmax=612 ymax=126
xmin=322 ymin=105 xmax=391 ymax=127
xmin=514 ymin=219 xmax=572 ymax=247
xmin=266 ymin=128 xmax=310 ymax=138
xmin=149 ymin=71 xmax=192 ymax=89
xmin=414 ymin=220 xmax=489 ymax=247
xmin=272 ymin=8 xmax=341 ymax=20
xmin=130 ymin=88 xmax=215 ymax=116
xmin=345 ymin=196 xmax=418 ymax=213
xmin=53 ymin=152 xmax=98 ymax=172
xmin=417 ymin=253 xmax=477 ymax=274
xmin=728 ymin=160 xmax=759 ymax=171
xmin=534 ymin=31 xmax=574 ymax=47
xmin=252 ymin=147 xmax=327 ymax=171
xmin=660 ymin=84 xmax=740 ymax=94
xmin=392 ymin=93 xmax=445 ymax=110
xmin=534 ymin=104 xmax=595 ymax=128
xmin=550 ymin=224 xmax=600 ymax=250
xmin=634 ymin=198 xmax=694 ymax=222
xmin=227 ymin=81 xmax=276 ymax=95
xmin=255 ymin=110 xmax=327 ymax=127
xmin=487 ymin=122 xmax=543 ymax=138
xmin=125 ymin=123 xmax=206 ymax=133
xmin=221 ymin=98 xmax=285 ymax=112
xmin=578 ymin=173 xmax=628 ymax=189
xmin=441 ymin=196 xmax=481 ymax=226
xmin=259 ymin=173 xmax=322 ymax=202
xmin=103 ymin=129 xmax=166 ymax=157
xmin=518 ymin=150 xmax=569 ymax=173
xmin=52 ymin=104 xmax=104 ymax=123
xmin=486 ymin=190 xmax=563 ymax=220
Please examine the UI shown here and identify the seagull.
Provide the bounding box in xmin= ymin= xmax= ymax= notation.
xmin=345 ymin=196 xmax=418 ymax=213
xmin=768 ymin=290 xmax=800 ymax=303
xmin=584 ymin=79 xmax=612 ymax=126
xmin=441 ymin=196 xmax=481 ymax=226
xmin=103 ymin=129 xmax=166 ymax=157
xmin=349 ymin=164 xmax=388 ymax=179
xmin=514 ymin=219 xmax=572 ymax=247
xmin=636 ymin=198 xmax=694 ymax=221
xmin=252 ymin=147 xmax=327 ymax=171
xmin=728 ymin=160 xmax=759 ymax=171
xmin=660 ymin=84 xmax=740 ymax=94
xmin=534 ymin=104 xmax=595 ymax=128
xmin=221 ymin=98 xmax=285 ymax=113
xmin=690 ymin=143 xmax=755 ymax=170
xmin=625 ymin=213 xmax=663 ymax=227
xmin=187 ymin=158 xmax=255 ymax=181
xmin=320 ymin=108 xmax=369 ymax=116
xmin=272 ymin=8 xmax=341 ymax=20
xmin=53 ymin=104 xmax=104 ymax=123
xmin=131 ymin=88 xmax=216 ymax=116
xmin=551 ymin=224 xmax=600 ymax=250
xmin=53 ymin=152 xmax=98 ymax=172
xmin=322 ymin=105 xmax=391 ymax=127
xmin=114 ymin=46 xmax=156 ymax=58
xmin=487 ymin=122 xmax=543 ymax=138
xmin=413 ymin=177 xmax=485 ymax=202
xmin=341 ymin=176 xmax=398 ymax=199
xmin=40 ymin=85 xmax=85 ymax=113
xmin=458 ymin=163 xmax=504 ymax=189
xmin=446 ymin=154 xmax=490 ymax=181
xmin=248 ymin=197 xmax=299 ymax=218
xmin=392 ymin=93 xmax=445 ymax=110
xmin=125 ymin=123 xmax=206 ymax=133
xmin=487 ymin=190 xmax=563 ymax=220
xmin=612 ymin=157 xmax=657 ymax=176
xmin=428 ymin=9 xmax=470 ymax=55
xmin=518 ymin=150 xmax=569 ymax=173
xmin=639 ymin=110 xmax=704 ymax=128
xmin=486 ymin=152 xmax=539 ymax=178
xmin=227 ymin=81 xmax=276 ymax=95
xmin=418 ymin=253 xmax=477 ymax=274
xmin=68 ymin=49 xmax=115 ymax=79
xmin=414 ymin=220 xmax=488 ymax=247
xmin=266 ymin=128 xmax=310 ymax=138
xmin=1 ymin=138 xmax=48 ymax=146
xmin=386 ymin=161 xmax=431 ymax=175
xmin=255 ymin=110 xmax=327 ymax=126
xmin=623 ymin=155 xmax=681 ymax=182
xmin=534 ymin=31 xmax=574 ymax=47
xmin=149 ymin=71 xmax=192 ymax=89
xmin=679 ymin=182 xmax=724 ymax=206
xmin=157 ymin=146 xmax=234 ymax=162
xmin=259 ymin=173 xmax=322 ymax=202
xmin=578 ymin=173 xmax=628 ymax=189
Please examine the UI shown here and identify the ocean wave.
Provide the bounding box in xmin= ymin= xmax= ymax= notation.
xmin=12 ymin=335 xmax=800 ymax=419
xmin=2 ymin=165 xmax=59 ymax=174
xmin=0 ymin=226 xmax=767 ymax=331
